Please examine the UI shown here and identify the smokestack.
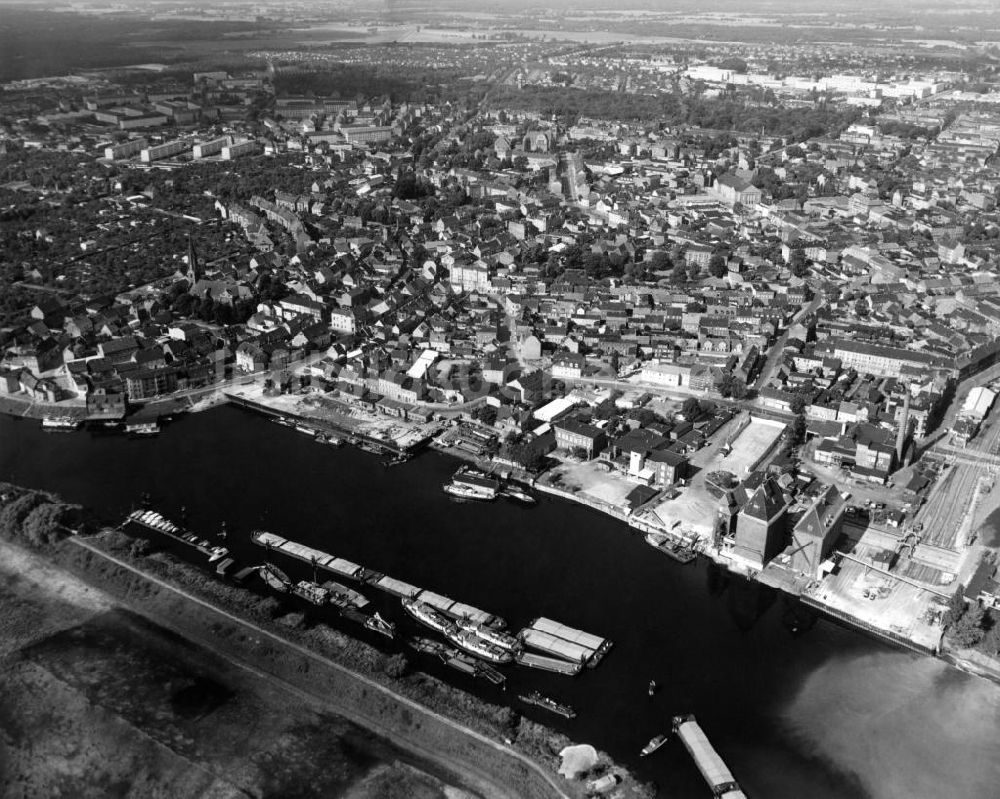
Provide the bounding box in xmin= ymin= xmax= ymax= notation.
xmin=896 ymin=389 xmax=911 ymax=465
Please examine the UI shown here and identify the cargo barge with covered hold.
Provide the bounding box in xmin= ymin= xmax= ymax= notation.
xmin=517 ymin=617 xmax=612 ymax=668
xmin=672 ymin=714 xmax=747 ymax=799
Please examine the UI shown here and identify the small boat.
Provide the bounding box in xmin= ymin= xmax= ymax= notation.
xmin=649 ymin=679 xmax=657 ymax=697
xmin=503 ymin=485 xmax=536 ymax=504
xmin=384 ymin=453 xmax=409 ymax=467
xmin=364 ymin=612 xmax=396 ymax=639
xmin=260 ymin=562 xmax=292 ymax=593
xmin=208 ymin=546 xmax=229 ymax=563
xmin=476 ymin=662 xmax=506 ymax=685
xmin=518 ymin=691 xmax=576 ymax=719
xmin=640 ymin=734 xmax=668 ymax=757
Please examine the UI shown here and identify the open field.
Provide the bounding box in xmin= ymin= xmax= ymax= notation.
xmin=0 ymin=540 xmax=479 ymax=799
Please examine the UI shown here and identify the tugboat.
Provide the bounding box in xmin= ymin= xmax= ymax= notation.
xmin=364 ymin=612 xmax=396 ymax=639
xmin=384 ymin=452 xmax=410 ymax=468
xmin=518 ymin=691 xmax=577 ymax=719
xmin=259 ymin=563 xmax=292 ymax=593
xmin=640 ymin=733 xmax=668 ymax=757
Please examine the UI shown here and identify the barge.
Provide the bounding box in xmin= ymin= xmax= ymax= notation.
xmin=514 ymin=651 xmax=583 ymax=676
xmin=526 ymin=617 xmax=612 ymax=667
xmin=645 ymin=532 xmax=697 ymax=564
xmin=672 ymin=715 xmax=747 ymax=799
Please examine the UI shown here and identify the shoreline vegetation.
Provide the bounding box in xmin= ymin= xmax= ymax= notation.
xmin=0 ymin=482 xmax=655 ymax=799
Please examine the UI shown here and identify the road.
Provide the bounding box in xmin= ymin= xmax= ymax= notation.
xmin=753 ymin=293 xmax=824 ymax=391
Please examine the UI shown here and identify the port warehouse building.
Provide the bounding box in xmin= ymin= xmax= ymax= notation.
xmin=815 ymin=337 xmax=1000 ymax=380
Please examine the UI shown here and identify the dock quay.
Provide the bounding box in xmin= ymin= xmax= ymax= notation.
xmin=515 ymin=651 xmax=583 ymax=676
xmin=672 ymin=715 xmax=747 ymax=799
xmin=224 ymin=392 xmax=410 ymax=456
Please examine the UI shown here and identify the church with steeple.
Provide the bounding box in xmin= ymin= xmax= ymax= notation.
xmin=186 ymin=235 xmax=199 ymax=285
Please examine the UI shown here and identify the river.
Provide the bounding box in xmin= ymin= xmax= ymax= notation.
xmin=3 ymin=405 xmax=999 ymax=799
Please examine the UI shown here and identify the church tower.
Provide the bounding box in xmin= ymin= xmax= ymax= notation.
xmin=186 ymin=236 xmax=199 ymax=285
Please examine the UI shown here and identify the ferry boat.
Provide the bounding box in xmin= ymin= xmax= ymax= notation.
xmin=443 ymin=467 xmax=500 ymax=501
xmin=292 ymin=580 xmax=329 ymax=606
xmin=502 ymin=486 xmax=537 ymax=505
xmin=207 ymin=546 xmax=229 ymax=563
xmin=260 ymin=563 xmax=292 ymax=593
xmin=364 ymin=612 xmax=396 ymax=639
xmin=456 ymin=618 xmax=520 ymax=651
xmin=402 ymin=598 xmax=456 ymax=635
xmin=518 ymin=691 xmax=577 ymax=719
xmin=641 ymin=733 xmax=668 ymax=757
xmin=445 ymin=628 xmax=514 ymax=664
xmin=41 ymin=416 xmax=80 ymax=432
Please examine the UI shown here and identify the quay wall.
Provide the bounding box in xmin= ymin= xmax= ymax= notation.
xmin=58 ymin=536 xmax=574 ymax=799
xmin=801 ymin=595 xmax=939 ymax=656
xmin=224 ymin=393 xmax=409 ymax=454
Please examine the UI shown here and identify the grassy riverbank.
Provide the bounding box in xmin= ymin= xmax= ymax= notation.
xmin=0 ymin=482 xmax=654 ymax=799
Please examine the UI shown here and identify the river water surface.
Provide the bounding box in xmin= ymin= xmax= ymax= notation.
xmin=2 ymin=406 xmax=999 ymax=798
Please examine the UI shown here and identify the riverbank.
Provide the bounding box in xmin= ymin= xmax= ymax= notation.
xmin=0 ymin=536 xmax=482 ymax=799
xmin=0 ymin=476 xmax=656 ymax=799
